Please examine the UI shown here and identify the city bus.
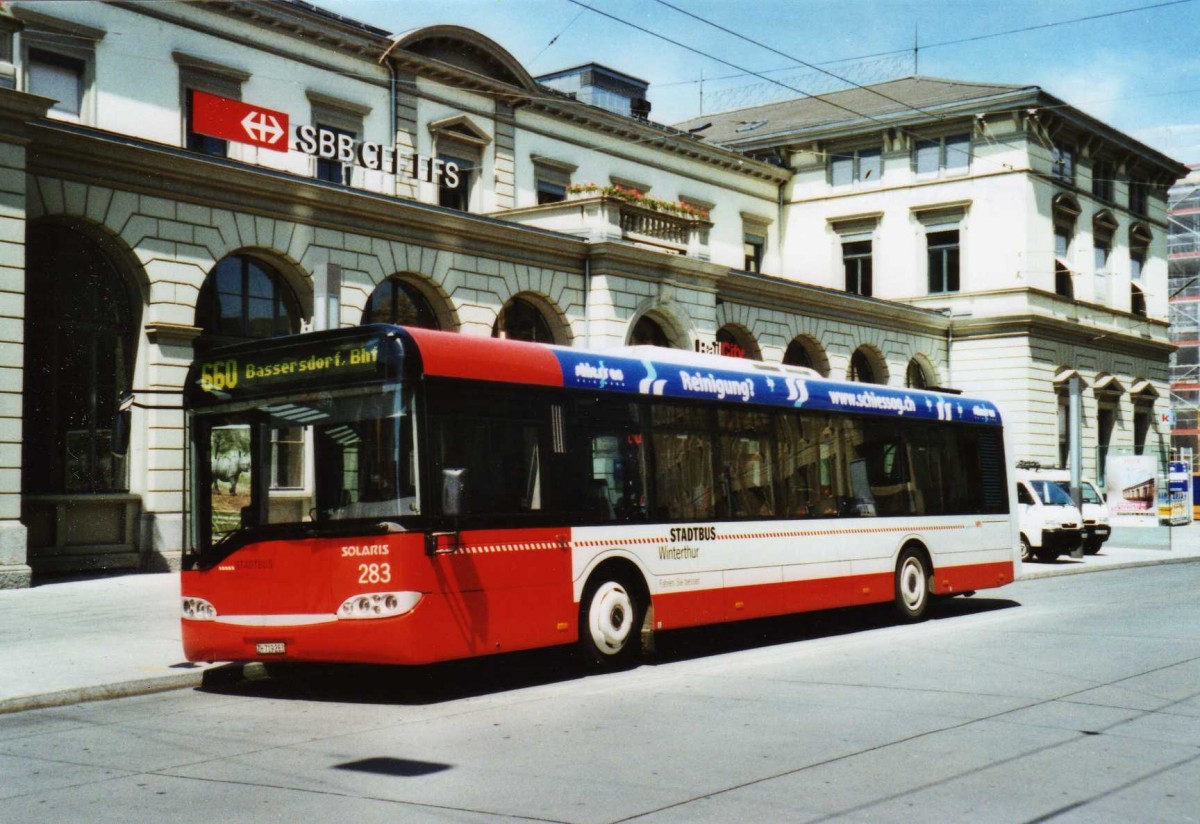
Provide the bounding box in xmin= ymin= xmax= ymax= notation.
xmin=181 ymin=324 xmax=1016 ymax=668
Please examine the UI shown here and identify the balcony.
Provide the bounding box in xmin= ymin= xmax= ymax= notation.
xmin=494 ymin=193 xmax=711 ymax=259
xmin=905 ymin=287 xmax=1172 ymax=347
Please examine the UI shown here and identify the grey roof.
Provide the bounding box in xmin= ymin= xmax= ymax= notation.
xmin=673 ymin=76 xmax=1035 ymax=147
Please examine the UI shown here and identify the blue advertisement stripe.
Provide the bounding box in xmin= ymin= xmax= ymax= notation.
xmin=553 ymin=349 xmax=1002 ymax=426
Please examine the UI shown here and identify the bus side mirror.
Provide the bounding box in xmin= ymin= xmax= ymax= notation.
xmin=442 ymin=468 xmax=466 ymax=517
xmin=112 ymin=393 xmax=134 ymax=457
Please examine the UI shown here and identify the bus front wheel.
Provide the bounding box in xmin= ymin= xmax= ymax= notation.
xmin=579 ymin=574 xmax=644 ymax=668
xmin=894 ymin=547 xmax=931 ymax=621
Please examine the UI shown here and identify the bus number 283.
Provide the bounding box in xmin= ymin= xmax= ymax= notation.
xmin=358 ymin=563 xmax=391 ymax=584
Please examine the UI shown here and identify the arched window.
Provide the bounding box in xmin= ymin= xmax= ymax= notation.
xmin=1054 ymin=261 xmax=1074 ymax=300
xmin=1131 ymin=283 xmax=1147 ymax=317
xmin=493 ymin=296 xmax=554 ymax=343
xmin=1053 ymin=194 xmax=1080 ymax=299
xmin=906 ymin=359 xmax=932 ymax=389
xmin=195 ymin=254 xmax=301 ymax=351
xmin=24 ymin=224 xmax=139 ymax=493
xmin=783 ymin=337 xmax=829 ymax=376
xmin=629 ymin=315 xmax=672 ymax=348
xmin=849 ymin=348 xmax=883 ymax=384
xmin=784 ymin=340 xmax=812 ymax=369
xmin=195 ymin=255 xmax=305 ymax=489
xmin=363 ymin=278 xmax=439 ymax=328
xmin=715 ymin=325 xmax=759 ymax=360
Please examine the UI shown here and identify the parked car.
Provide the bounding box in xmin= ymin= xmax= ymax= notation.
xmin=1015 ymin=472 xmax=1085 ymax=562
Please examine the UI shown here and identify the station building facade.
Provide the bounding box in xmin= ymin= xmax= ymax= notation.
xmin=0 ymin=0 xmax=1183 ymax=585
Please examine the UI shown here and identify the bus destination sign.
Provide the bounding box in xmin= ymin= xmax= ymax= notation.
xmin=194 ymin=338 xmax=383 ymax=400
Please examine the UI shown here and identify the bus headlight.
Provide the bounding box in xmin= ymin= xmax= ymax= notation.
xmin=182 ymin=597 xmax=217 ymax=621
xmin=337 ymin=591 xmax=422 ymax=619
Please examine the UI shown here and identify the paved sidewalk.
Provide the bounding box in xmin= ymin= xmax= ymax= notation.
xmin=0 ymin=573 xmax=221 ymax=715
xmin=0 ymin=522 xmax=1196 ymax=714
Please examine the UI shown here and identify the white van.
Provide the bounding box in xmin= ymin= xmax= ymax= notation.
xmin=1019 ymin=468 xmax=1111 ymax=555
xmin=1057 ymin=477 xmax=1110 ymax=554
xmin=1015 ymin=472 xmax=1085 ymax=562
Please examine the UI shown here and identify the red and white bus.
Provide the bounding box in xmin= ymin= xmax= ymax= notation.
xmin=182 ymin=325 xmax=1016 ymax=668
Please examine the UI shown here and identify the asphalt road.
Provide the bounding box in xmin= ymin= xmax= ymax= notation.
xmin=3 ymin=564 xmax=1200 ymax=824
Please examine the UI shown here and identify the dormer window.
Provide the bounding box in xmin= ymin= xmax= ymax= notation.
xmin=913 ymin=133 xmax=970 ymax=177
xmin=307 ymin=91 xmax=370 ymax=187
xmin=531 ymin=156 xmax=576 ymax=206
xmin=29 ymin=50 xmax=83 ymax=117
xmin=176 ymin=51 xmax=249 ymax=158
xmin=829 ymin=146 xmax=882 ymax=188
xmin=21 ymin=14 xmax=103 ymax=124
xmin=429 ymin=115 xmax=491 ymax=213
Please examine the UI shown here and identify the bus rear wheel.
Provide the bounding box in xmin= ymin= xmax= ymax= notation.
xmin=894 ymin=547 xmax=931 ymax=621
xmin=579 ymin=574 xmax=644 ymax=668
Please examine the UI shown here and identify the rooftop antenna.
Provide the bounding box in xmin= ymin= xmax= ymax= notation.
xmin=913 ymin=22 xmax=919 ymax=75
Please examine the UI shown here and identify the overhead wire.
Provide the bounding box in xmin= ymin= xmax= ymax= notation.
xmin=651 ymin=0 xmax=947 ymax=121
xmin=653 ymin=0 xmax=1196 ymax=90
xmin=562 ymin=0 xmax=906 ymax=132
xmin=44 ymin=4 xmax=1189 ymax=188
xmin=568 ymin=0 xmax=1185 ymax=185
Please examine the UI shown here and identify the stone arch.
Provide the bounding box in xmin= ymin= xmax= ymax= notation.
xmin=193 ymin=248 xmax=312 ymax=353
xmin=389 ymin=26 xmax=541 ymax=92
xmin=848 ymin=344 xmax=889 ymax=385
xmin=625 ymin=301 xmax=691 ymax=349
xmin=493 ymin=290 xmax=572 ymax=345
xmin=782 ymin=334 xmax=830 ymax=377
xmin=905 ymin=353 xmax=940 ymax=389
xmin=29 ymin=214 xmax=149 ymax=306
xmin=363 ymin=272 xmax=460 ymax=331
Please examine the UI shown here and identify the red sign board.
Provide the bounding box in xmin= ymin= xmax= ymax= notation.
xmin=191 ymin=90 xmax=289 ymax=152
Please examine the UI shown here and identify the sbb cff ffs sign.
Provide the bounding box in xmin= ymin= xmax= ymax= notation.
xmin=191 ymin=91 xmax=289 ymax=152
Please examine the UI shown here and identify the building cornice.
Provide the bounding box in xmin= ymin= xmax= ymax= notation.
xmin=0 ymin=88 xmax=54 ymax=144
xmin=722 ymin=87 xmax=1186 ymax=182
xmin=951 ymin=314 xmax=1175 ymax=360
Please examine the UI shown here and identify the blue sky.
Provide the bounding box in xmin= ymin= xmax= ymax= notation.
xmin=313 ymin=0 xmax=1200 ymax=165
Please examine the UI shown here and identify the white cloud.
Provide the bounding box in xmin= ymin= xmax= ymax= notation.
xmin=1131 ymin=124 xmax=1200 ymax=166
xmin=1043 ymin=70 xmax=1128 ymax=124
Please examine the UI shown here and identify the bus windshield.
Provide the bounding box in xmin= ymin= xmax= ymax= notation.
xmin=194 ymin=386 xmax=418 ymax=554
xmin=1054 ymin=480 xmax=1104 ymax=505
xmin=1030 ymin=479 xmax=1073 ymax=506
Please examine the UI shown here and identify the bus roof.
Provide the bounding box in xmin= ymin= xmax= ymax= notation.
xmin=186 ymin=325 xmax=1003 ymax=426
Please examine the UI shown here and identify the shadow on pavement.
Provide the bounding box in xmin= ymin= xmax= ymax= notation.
xmin=197 ymin=595 xmax=1020 ymax=706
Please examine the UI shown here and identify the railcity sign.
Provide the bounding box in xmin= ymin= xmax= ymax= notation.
xmin=191 ymin=91 xmax=460 ymax=187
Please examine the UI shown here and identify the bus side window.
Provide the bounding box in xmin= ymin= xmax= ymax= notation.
xmin=778 ymin=412 xmax=819 ymax=517
xmin=648 ymin=402 xmax=716 ymax=521
xmin=586 ymin=432 xmax=648 ymax=522
xmin=717 ymin=408 xmax=776 ymax=518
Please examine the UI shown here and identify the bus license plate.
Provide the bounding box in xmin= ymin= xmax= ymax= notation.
xmin=256 ymin=642 xmax=286 ymax=655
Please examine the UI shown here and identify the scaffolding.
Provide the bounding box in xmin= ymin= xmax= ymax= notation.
xmin=1169 ymin=167 xmax=1200 ymax=472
